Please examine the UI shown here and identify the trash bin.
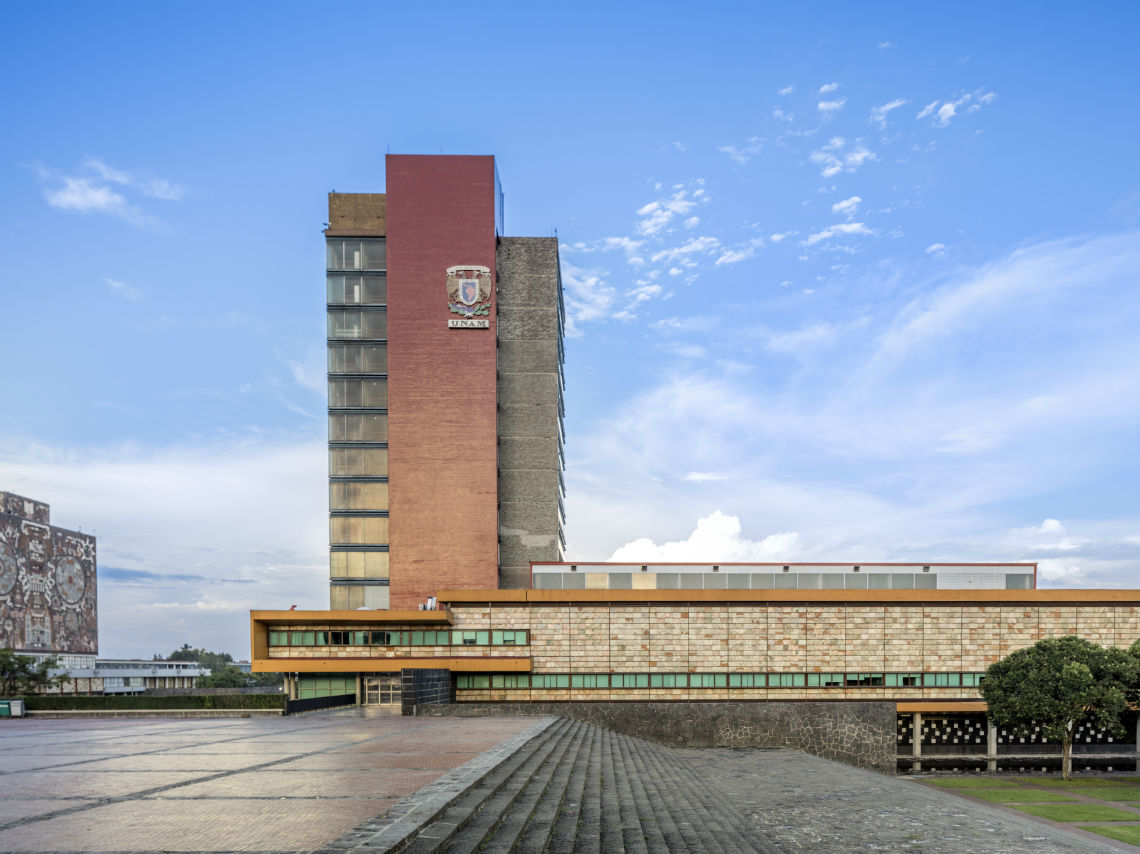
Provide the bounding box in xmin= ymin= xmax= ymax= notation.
xmin=10 ymin=699 xmax=24 ymax=717
xmin=0 ymin=700 xmax=9 ymax=718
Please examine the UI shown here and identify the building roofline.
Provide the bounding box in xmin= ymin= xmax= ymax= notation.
xmin=437 ymin=588 xmax=1136 ymax=605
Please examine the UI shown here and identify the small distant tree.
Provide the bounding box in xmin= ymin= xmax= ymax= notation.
xmin=980 ymin=636 xmax=1136 ymax=780
xmin=0 ymin=648 xmax=71 ymax=695
xmin=196 ymin=666 xmax=251 ymax=689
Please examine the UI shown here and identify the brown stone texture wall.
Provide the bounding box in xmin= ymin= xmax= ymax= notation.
xmin=768 ymin=606 xmax=807 ymax=670
xmin=386 ymin=154 xmax=499 ymax=609
xmin=610 ymin=605 xmax=650 ymax=671
xmin=728 ymin=605 xmax=766 ymax=671
xmin=845 ymin=606 xmax=885 ymax=671
xmin=651 ymin=605 xmax=689 ymax=671
xmin=421 ymin=701 xmax=898 ymax=774
xmin=688 ymin=605 xmax=728 ymax=670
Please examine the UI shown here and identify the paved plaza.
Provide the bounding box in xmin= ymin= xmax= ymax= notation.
xmin=0 ymin=710 xmax=537 ymax=852
xmin=1 ymin=712 xmax=1134 ymax=854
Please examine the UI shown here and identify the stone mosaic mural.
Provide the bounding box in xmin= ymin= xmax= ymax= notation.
xmin=0 ymin=492 xmax=97 ymax=654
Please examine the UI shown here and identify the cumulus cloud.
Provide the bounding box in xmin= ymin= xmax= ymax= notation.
xmin=650 ymin=236 xmax=721 ymax=263
xmin=917 ymin=90 xmax=997 ymax=126
xmin=819 ymin=82 xmax=840 ymax=94
xmin=635 ymin=188 xmax=704 ymax=236
xmin=560 ymin=260 xmax=617 ymax=336
xmin=869 ymin=98 xmax=907 ymax=129
xmin=809 ymin=137 xmax=877 ymax=177
xmin=926 ymin=242 xmax=946 ymax=255
xmin=718 ymin=136 xmax=764 ymax=164
xmin=818 ymin=98 xmax=847 ymax=113
xmin=804 ymin=222 xmax=875 ymax=246
xmin=609 ymin=511 xmax=801 ymax=562
xmin=778 ymin=85 xmax=795 ymax=96
xmin=831 ymin=196 xmax=861 ymax=218
xmin=36 ymin=158 xmax=184 ymax=228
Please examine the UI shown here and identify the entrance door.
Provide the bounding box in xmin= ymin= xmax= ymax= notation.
xmin=363 ymin=675 xmax=401 ymax=707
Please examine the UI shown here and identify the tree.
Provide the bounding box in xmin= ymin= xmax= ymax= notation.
xmin=980 ymin=636 xmax=1137 ymax=780
xmin=196 ymin=666 xmax=251 ymax=689
xmin=0 ymin=648 xmax=71 ymax=696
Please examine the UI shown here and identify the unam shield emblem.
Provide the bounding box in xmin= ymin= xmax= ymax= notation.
xmin=446 ymin=265 xmax=492 ymax=318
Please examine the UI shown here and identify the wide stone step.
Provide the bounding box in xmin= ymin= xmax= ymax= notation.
xmin=389 ymin=718 xmax=785 ymax=854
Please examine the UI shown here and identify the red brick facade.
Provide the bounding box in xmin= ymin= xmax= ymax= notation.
xmin=386 ymin=155 xmax=500 ymax=609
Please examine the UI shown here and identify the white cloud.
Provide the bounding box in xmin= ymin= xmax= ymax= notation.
xmin=560 ymin=260 xmax=616 ymax=336
xmin=609 ymin=511 xmax=801 ymax=562
xmin=804 ymin=222 xmax=875 ymax=246
xmin=818 ymin=98 xmax=847 ymax=113
xmin=104 ymin=277 xmax=142 ymax=301
xmin=718 ymin=136 xmax=764 ymax=165
xmin=635 ymin=188 xmax=702 ymax=236
xmin=778 ymin=85 xmax=795 ymax=96
xmin=0 ymin=438 xmax=328 ymax=658
xmin=869 ymin=98 xmax=907 ymax=129
xmin=819 ymin=82 xmax=840 ymax=94
xmin=772 ymin=108 xmax=794 ymax=122
xmin=684 ymin=216 xmax=700 ymax=229
xmin=650 ymin=236 xmax=721 ymax=264
xmin=878 ymin=41 xmax=896 ymax=48
xmin=926 ymin=242 xmax=946 ymax=255
xmin=769 ymin=232 xmax=793 ymax=243
xmin=809 ymin=138 xmax=877 ymax=177
xmin=917 ymin=90 xmax=997 ymax=127
xmin=715 ymin=237 xmax=766 ymax=266
xmin=831 ymin=195 xmax=861 ymax=218
xmin=37 ymin=159 xmax=184 ymax=228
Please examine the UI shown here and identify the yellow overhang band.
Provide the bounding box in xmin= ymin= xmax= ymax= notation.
xmin=251 ymin=656 xmax=531 ymax=674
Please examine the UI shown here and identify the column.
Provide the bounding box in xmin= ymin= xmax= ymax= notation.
xmin=987 ymin=718 xmax=998 ymax=773
xmin=356 ymin=673 xmax=363 ymax=706
xmin=912 ymin=712 xmax=922 ymax=773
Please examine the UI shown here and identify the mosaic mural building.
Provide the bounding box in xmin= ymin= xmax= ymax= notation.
xmin=0 ymin=491 xmax=98 ymax=661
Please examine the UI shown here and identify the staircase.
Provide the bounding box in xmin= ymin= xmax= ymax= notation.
xmin=370 ymin=717 xmax=785 ymax=854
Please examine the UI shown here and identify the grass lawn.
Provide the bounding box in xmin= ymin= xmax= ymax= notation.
xmin=1077 ymin=785 xmax=1140 ymax=802
xmin=1083 ymin=825 xmax=1140 ymax=846
xmin=1019 ymin=776 xmax=1124 ymax=788
xmin=925 ymin=778 xmax=1019 ymax=789
xmin=1010 ymin=804 xmax=1140 ymax=823
xmin=963 ymin=789 xmax=1077 ymax=803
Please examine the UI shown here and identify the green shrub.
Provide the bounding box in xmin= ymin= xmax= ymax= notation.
xmin=22 ymin=693 xmax=284 ymax=711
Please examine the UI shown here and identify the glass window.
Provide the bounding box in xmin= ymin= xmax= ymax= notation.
xmin=773 ymin=573 xmax=797 ymax=589
xmin=329 ymin=515 xmax=389 ymax=544
xmin=290 ymin=631 xmax=303 ymax=645
xmin=725 ymin=573 xmax=749 ymax=589
xmin=703 ymin=572 xmax=726 ymax=588
xmin=329 ymin=551 xmax=389 ymax=579
xmin=532 ymin=572 xmax=561 ymax=589
xmin=329 ymin=585 xmax=365 ymax=609
xmin=1005 ymin=573 xmax=1032 ymax=589
xmin=914 ymin=573 xmax=937 ymax=589
xmin=680 ymin=573 xmax=703 ymax=588
xmin=750 ymin=573 xmax=773 ymax=589
xmin=655 ymin=573 xmax=679 ymax=589
xmin=327 ymin=239 xmax=385 ymax=271
xmin=796 ymin=573 xmax=821 ymax=589
xmin=328 ymin=275 xmax=386 ymax=305
xmin=561 ymin=573 xmax=585 ymax=589
xmin=362 ymin=311 xmax=387 ymax=339
xmin=891 ymin=573 xmax=914 ymax=589
xmin=844 ymin=573 xmax=868 ymax=589
xmin=866 ymin=574 xmax=890 ymax=589
xmin=820 ymin=573 xmax=846 ymax=588
xmin=329 ymin=448 xmax=388 ymax=476
xmin=329 ymin=344 xmax=387 ymax=373
xmin=328 ymin=309 xmax=362 ymax=339
xmin=329 ymin=413 xmax=388 ymax=443
xmin=329 ymin=482 xmax=389 ymax=511
xmin=608 ymin=572 xmax=632 ymax=589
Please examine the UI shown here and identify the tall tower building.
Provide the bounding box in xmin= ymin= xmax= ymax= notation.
xmin=325 ymin=155 xmax=564 ymax=610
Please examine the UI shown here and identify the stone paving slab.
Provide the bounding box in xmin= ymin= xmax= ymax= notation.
xmin=685 ymin=748 xmax=1130 ymax=854
xmin=0 ymin=711 xmax=540 ymax=853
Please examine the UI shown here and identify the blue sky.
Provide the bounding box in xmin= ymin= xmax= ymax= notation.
xmin=1 ymin=2 xmax=1137 ymax=658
